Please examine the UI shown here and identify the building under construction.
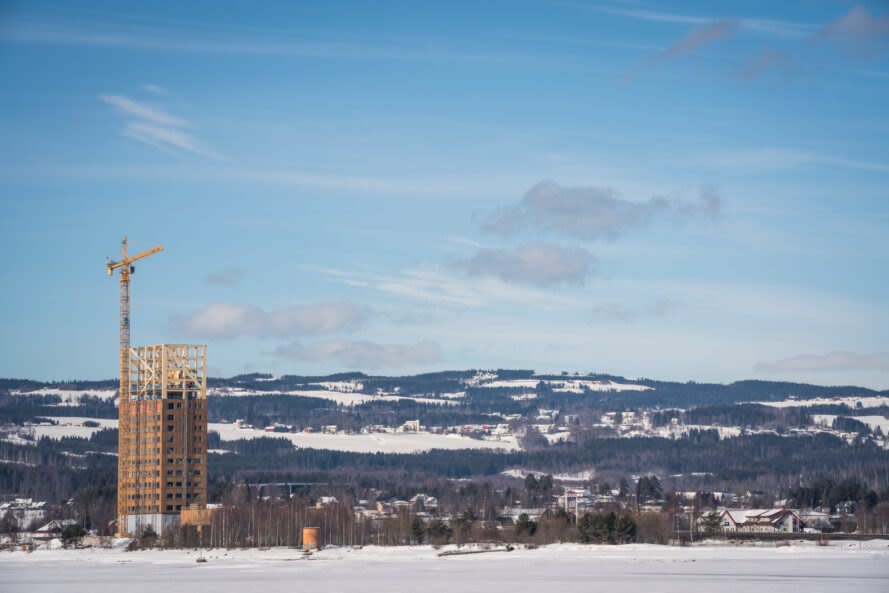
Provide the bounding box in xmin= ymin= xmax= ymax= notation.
xmin=118 ymin=344 xmax=208 ymax=536
xmin=107 ymin=239 xmax=209 ymax=536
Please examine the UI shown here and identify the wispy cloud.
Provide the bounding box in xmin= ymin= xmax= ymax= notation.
xmin=454 ymin=242 xmax=595 ymax=287
xmin=142 ymin=83 xmax=169 ymax=95
xmin=306 ymin=264 xmax=584 ymax=310
xmin=273 ymin=339 xmax=442 ymax=369
xmin=663 ymin=20 xmax=740 ymax=60
xmin=204 ymin=267 xmax=244 ymax=287
xmin=686 ymin=147 xmax=889 ymax=173
xmin=755 ymin=351 xmax=889 ymax=373
xmin=738 ymin=47 xmax=791 ymax=80
xmin=592 ymin=5 xmax=813 ymax=37
xmin=621 ymin=18 xmax=740 ymax=82
xmin=99 ymin=93 xmax=220 ymax=158
xmin=99 ymin=94 xmax=186 ymax=127
xmin=2 ymin=22 xmax=552 ymax=67
xmin=819 ymin=6 xmax=889 ymax=43
xmin=591 ymin=300 xmax=679 ymax=323
xmin=857 ymin=69 xmax=889 ymax=79
xmin=173 ymin=301 xmax=368 ymax=339
xmin=484 ymin=181 xmax=720 ymax=241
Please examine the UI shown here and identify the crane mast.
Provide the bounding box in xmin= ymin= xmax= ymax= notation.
xmin=107 ymin=237 xmax=163 ymax=400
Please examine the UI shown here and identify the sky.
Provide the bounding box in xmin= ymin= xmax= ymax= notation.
xmin=1 ymin=1 xmax=888 ymax=388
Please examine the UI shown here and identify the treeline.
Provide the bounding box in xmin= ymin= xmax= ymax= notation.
xmin=0 ymin=439 xmax=116 ymax=504
xmin=205 ymin=431 xmax=889 ymax=496
xmin=786 ymin=477 xmax=884 ymax=513
xmin=208 ymin=395 xmax=518 ymax=432
xmin=7 ymin=371 xmax=886 ymax=412
xmin=656 ymin=404 xmax=812 ymax=429
xmin=4 ymin=428 xmax=889 ymax=507
xmin=122 ymin=497 xmax=653 ymax=549
xmin=0 ymin=393 xmax=117 ymax=422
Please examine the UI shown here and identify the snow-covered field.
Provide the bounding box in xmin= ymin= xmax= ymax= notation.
xmin=209 ymin=422 xmax=519 ymax=453
xmin=25 ymin=417 xmax=118 ymax=440
xmin=476 ymin=378 xmax=651 ymax=393
xmin=758 ymin=396 xmax=889 ymax=409
xmin=813 ymin=414 xmax=889 ymax=434
xmin=1 ymin=542 xmax=887 ymax=593
xmin=10 ymin=388 xmax=117 ymax=405
xmin=209 ymin=387 xmax=456 ymax=407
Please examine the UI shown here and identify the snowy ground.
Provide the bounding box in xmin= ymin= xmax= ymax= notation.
xmin=475 ymin=378 xmax=651 ymax=392
xmin=758 ymin=396 xmax=889 ymax=409
xmin=10 ymin=388 xmax=117 ymax=405
xmin=813 ymin=414 xmax=889 ymax=434
xmin=1 ymin=541 xmax=887 ymax=593
xmin=209 ymin=387 xmax=456 ymax=407
xmin=24 ymin=417 xmax=118 ymax=440
xmin=209 ymin=422 xmax=520 ymax=453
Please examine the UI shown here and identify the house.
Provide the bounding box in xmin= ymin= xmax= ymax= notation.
xmin=315 ymin=496 xmax=340 ymax=508
xmin=399 ymin=420 xmax=421 ymax=433
xmin=556 ymin=488 xmax=593 ymax=514
xmin=0 ymin=498 xmax=47 ymax=530
xmin=712 ymin=508 xmax=804 ymax=533
xmin=34 ymin=519 xmax=78 ymax=540
xmin=409 ymin=494 xmax=438 ymax=513
xmin=498 ymin=507 xmax=546 ymax=523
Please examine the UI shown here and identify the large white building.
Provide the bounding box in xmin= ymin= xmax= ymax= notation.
xmin=711 ymin=508 xmax=804 ymax=533
xmin=0 ymin=498 xmax=47 ymax=530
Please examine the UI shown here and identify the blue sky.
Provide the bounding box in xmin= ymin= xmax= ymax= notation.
xmin=1 ymin=1 xmax=888 ymax=387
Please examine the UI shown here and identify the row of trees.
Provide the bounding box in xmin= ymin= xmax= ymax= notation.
xmin=120 ymin=499 xmax=647 ymax=549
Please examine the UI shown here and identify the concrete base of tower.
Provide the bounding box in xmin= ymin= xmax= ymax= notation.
xmin=120 ymin=513 xmax=180 ymax=537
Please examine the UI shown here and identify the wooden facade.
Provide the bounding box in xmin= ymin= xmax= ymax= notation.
xmin=117 ymin=344 xmax=208 ymax=536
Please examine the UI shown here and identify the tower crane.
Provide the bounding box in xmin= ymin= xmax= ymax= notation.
xmin=107 ymin=237 xmax=163 ymax=400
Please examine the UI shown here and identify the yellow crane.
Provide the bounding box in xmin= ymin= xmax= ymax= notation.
xmin=107 ymin=237 xmax=163 ymax=401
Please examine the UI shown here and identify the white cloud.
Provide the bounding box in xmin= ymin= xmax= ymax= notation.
xmin=307 ymin=264 xmax=585 ymax=310
xmin=99 ymin=94 xmax=186 ymax=127
xmin=819 ymin=6 xmax=889 ymax=43
xmin=204 ymin=268 xmax=244 ymax=287
xmin=593 ymin=5 xmax=813 ymax=37
xmin=273 ymin=339 xmax=442 ymax=369
xmin=99 ymin=93 xmax=219 ymax=158
xmin=455 ymin=242 xmax=595 ymax=287
xmin=755 ymin=351 xmax=889 ymax=373
xmin=685 ymin=147 xmax=889 ymax=173
xmin=142 ymin=84 xmax=168 ymax=95
xmin=591 ymin=300 xmax=679 ymax=323
xmin=174 ymin=302 xmax=368 ymax=339
xmin=485 ymin=181 xmax=720 ymax=240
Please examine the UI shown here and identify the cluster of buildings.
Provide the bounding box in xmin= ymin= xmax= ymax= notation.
xmin=0 ymin=498 xmax=47 ymax=531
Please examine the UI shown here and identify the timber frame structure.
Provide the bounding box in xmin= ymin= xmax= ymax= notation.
xmin=117 ymin=344 xmax=208 ymax=536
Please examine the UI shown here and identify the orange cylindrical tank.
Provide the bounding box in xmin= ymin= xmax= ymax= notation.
xmin=302 ymin=527 xmax=320 ymax=551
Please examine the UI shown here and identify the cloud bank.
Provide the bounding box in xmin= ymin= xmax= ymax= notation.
xmin=755 ymin=351 xmax=889 ymax=373
xmin=273 ymin=339 xmax=442 ymax=369
xmin=174 ymin=302 xmax=368 ymax=339
xmin=455 ymin=242 xmax=595 ymax=287
xmin=484 ymin=181 xmax=721 ymax=240
xmin=819 ymin=6 xmax=889 ymax=43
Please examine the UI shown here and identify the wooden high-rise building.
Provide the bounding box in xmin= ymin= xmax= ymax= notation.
xmin=118 ymin=344 xmax=208 ymax=536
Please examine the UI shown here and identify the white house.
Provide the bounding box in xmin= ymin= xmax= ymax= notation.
xmin=0 ymin=498 xmax=47 ymax=530
xmin=714 ymin=508 xmax=804 ymax=533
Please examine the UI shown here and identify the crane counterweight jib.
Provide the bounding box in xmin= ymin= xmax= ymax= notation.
xmin=106 ymin=244 xmax=164 ymax=275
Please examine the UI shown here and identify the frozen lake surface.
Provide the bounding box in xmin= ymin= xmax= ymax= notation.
xmin=2 ymin=541 xmax=888 ymax=593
